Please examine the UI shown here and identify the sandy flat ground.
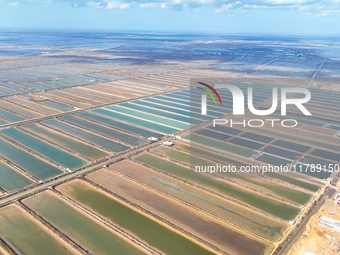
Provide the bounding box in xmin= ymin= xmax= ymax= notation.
xmin=289 ymin=199 xmax=340 ymax=255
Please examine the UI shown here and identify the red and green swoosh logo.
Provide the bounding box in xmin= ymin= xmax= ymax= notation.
xmin=197 ymin=82 xmax=223 ymax=106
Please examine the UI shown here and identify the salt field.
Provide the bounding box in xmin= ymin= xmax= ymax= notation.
xmin=24 ymin=192 xmax=146 ymax=255
xmin=0 ymin=31 xmax=339 ymax=255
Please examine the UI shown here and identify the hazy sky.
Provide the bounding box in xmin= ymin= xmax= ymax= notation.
xmin=0 ymin=0 xmax=339 ymax=35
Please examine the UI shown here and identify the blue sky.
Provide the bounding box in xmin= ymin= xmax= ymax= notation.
xmin=0 ymin=1 xmax=339 ymax=35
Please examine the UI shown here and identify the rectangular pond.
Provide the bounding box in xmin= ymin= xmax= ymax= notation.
xmin=0 ymin=137 xmax=63 ymax=179
xmin=0 ymin=108 xmax=25 ymax=122
xmin=40 ymin=101 xmax=74 ymax=112
xmin=43 ymin=119 xmax=129 ymax=153
xmin=92 ymin=108 xmax=179 ymax=134
xmin=135 ymin=153 xmax=300 ymax=220
xmin=24 ymin=124 xmax=108 ymax=160
xmin=24 ymin=192 xmax=145 ymax=255
xmin=0 ymin=161 xmax=32 ymax=191
xmin=187 ymin=134 xmax=257 ymax=158
xmin=78 ymin=112 xmax=162 ymax=138
xmin=105 ymin=105 xmax=189 ymax=130
xmin=0 ymin=205 xmax=73 ymax=255
xmin=0 ymin=128 xmax=87 ymax=169
xmin=58 ymin=180 xmax=215 ymax=255
xmin=196 ymin=129 xmax=231 ymax=141
xmin=101 ymin=161 xmax=287 ymax=242
xmin=60 ymin=116 xmax=146 ymax=146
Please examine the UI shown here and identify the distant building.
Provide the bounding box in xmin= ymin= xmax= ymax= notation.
xmin=163 ymin=141 xmax=174 ymax=146
xmin=147 ymin=137 xmax=159 ymax=142
xmin=316 ymin=216 xmax=340 ymax=235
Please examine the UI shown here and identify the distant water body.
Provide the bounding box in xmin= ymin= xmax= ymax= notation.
xmin=0 ymin=31 xmax=339 ymax=52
